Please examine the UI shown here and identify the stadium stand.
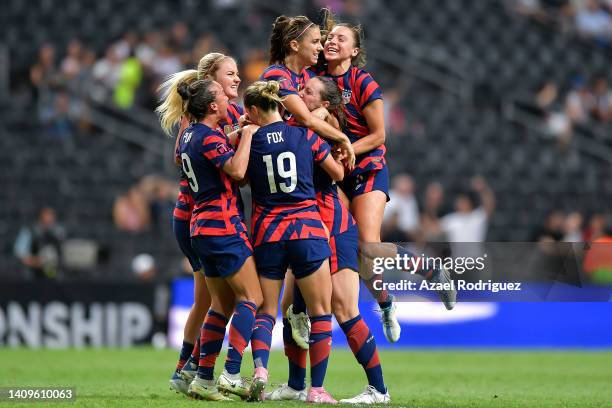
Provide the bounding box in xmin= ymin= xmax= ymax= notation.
xmin=1 ymin=0 xmax=611 ymax=279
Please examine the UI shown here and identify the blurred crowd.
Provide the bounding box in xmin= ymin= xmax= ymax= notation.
xmin=516 ymin=74 xmax=612 ymax=148
xmin=382 ymin=172 xmax=610 ymax=245
xmin=28 ymin=23 xmax=271 ymax=140
xmin=515 ymin=0 xmax=612 ymax=45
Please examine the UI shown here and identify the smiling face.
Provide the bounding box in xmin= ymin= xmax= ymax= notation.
xmin=299 ymin=77 xmax=325 ymax=111
xmin=294 ymin=26 xmax=323 ymax=67
xmin=324 ymin=25 xmax=359 ymax=64
xmin=210 ymin=81 xmax=229 ymax=118
xmin=212 ymin=58 xmax=241 ymax=100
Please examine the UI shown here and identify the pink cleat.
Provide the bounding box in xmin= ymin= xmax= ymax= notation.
xmin=248 ymin=367 xmax=268 ymax=402
xmin=307 ymin=387 xmax=337 ymax=404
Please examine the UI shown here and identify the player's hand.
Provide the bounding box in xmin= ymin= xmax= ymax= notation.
xmin=238 ymin=114 xmax=253 ymax=127
xmin=240 ymin=124 xmax=259 ymax=138
xmin=338 ymin=137 xmax=355 ymax=170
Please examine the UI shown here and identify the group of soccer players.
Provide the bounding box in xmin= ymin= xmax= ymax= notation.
xmin=157 ymin=9 xmax=456 ymax=405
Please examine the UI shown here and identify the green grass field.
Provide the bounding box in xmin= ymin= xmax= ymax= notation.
xmin=0 ymin=348 xmax=611 ymax=407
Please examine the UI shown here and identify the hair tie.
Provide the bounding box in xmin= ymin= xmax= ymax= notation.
xmin=295 ymin=22 xmax=314 ymax=40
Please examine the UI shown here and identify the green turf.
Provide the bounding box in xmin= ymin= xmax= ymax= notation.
xmin=0 ymin=348 xmax=611 ymax=407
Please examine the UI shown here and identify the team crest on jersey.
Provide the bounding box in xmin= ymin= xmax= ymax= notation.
xmin=216 ymin=143 xmax=230 ymax=155
xmin=223 ymin=124 xmax=240 ymax=135
xmin=342 ymin=89 xmax=352 ymax=104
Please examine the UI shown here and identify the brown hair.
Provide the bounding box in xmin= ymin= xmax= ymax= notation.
xmin=314 ymin=76 xmax=347 ymax=129
xmin=176 ymin=78 xmax=217 ymax=122
xmin=321 ymin=8 xmax=367 ymax=68
xmin=269 ymin=15 xmax=317 ymax=65
xmin=157 ymin=53 xmax=234 ymax=135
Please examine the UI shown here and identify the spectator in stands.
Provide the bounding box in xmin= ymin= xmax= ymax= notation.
xmin=39 ymin=89 xmax=76 ymax=141
xmin=535 ymin=81 xmax=573 ymax=147
xmin=582 ymin=214 xmax=612 ymax=284
xmin=60 ymin=39 xmax=82 ymax=81
xmin=30 ymin=44 xmax=59 ymax=120
xmin=113 ymin=50 xmax=142 ymax=109
xmin=91 ymin=45 xmax=122 ymax=103
xmin=150 ymin=41 xmax=182 ymax=81
xmin=531 ymin=209 xmax=565 ymax=241
xmin=420 ymin=181 xmax=447 ymax=241
xmin=132 ymin=253 xmax=157 ymax=281
xmin=243 ymin=48 xmax=268 ymax=84
xmin=14 ymin=207 xmax=66 ymax=280
xmin=441 ymin=176 xmax=496 ymax=243
xmin=113 ymin=186 xmax=151 ymax=232
xmin=565 ymin=75 xmax=594 ymax=124
xmin=584 ymin=212 xmax=606 ymax=241
xmin=575 ymin=0 xmax=612 ymax=42
xmin=590 ymin=75 xmax=612 ymax=122
xmin=383 ymin=174 xmax=420 ymax=240
xmin=563 ymin=211 xmax=584 ymax=241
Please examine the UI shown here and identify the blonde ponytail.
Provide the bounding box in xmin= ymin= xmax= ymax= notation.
xmin=156 ymin=69 xmax=198 ymax=136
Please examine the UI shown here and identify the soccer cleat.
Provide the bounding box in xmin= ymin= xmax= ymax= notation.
xmin=179 ymin=359 xmax=197 ymax=383
xmin=265 ymin=383 xmax=307 ymax=401
xmin=169 ymin=370 xmax=189 ymax=395
xmin=217 ymin=369 xmax=251 ymax=399
xmin=287 ymin=304 xmax=311 ymax=350
xmin=247 ymin=366 xmax=268 ymax=402
xmin=307 ymin=387 xmax=337 ymax=404
xmin=188 ymin=376 xmax=231 ymax=401
xmin=379 ymin=300 xmax=401 ymax=343
xmin=339 ymin=385 xmax=391 ymax=404
xmin=429 ymin=266 xmax=457 ymax=310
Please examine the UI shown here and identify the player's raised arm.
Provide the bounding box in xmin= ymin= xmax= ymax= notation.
xmin=221 ymin=124 xmax=258 ymax=181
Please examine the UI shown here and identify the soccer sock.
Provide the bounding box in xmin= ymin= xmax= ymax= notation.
xmin=224 ymin=301 xmax=257 ymax=375
xmin=188 ymin=337 xmax=200 ymax=367
xmin=251 ymin=313 xmax=275 ymax=369
xmin=197 ymin=309 xmax=229 ymax=380
xmin=292 ymin=285 xmax=307 ymax=315
xmin=340 ymin=314 xmax=386 ymax=394
xmin=176 ymin=340 xmax=194 ymax=372
xmin=363 ymin=275 xmax=391 ymax=307
xmin=283 ymin=317 xmax=307 ymax=391
xmin=309 ymin=314 xmax=333 ymax=388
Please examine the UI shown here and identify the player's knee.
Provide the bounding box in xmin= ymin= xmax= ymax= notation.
xmin=332 ymin=296 xmax=352 ymax=322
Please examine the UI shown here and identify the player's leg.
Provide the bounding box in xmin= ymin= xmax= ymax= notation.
xmin=332 ymin=268 xmax=390 ymax=404
xmin=218 ymin=254 xmax=262 ymax=398
xmin=170 ymin=218 xmax=209 ymax=394
xmin=179 ymin=270 xmax=213 ymax=384
xmin=350 ymin=178 xmax=403 ymax=343
xmin=248 ymin=242 xmax=287 ymax=401
xmin=265 ymin=269 xmax=321 ymax=400
xmin=292 ymin=239 xmax=335 ymax=403
xmin=189 ymin=275 xmax=233 ymax=401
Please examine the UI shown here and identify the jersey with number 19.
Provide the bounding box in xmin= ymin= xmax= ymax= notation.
xmin=247 ymin=121 xmax=331 ymax=247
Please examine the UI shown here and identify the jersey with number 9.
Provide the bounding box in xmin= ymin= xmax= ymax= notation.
xmin=247 ymin=121 xmax=331 ymax=246
xmin=179 ymin=122 xmax=247 ymax=237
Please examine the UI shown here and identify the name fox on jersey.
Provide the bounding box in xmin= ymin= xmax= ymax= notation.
xmin=267 ymin=132 xmax=284 ymax=144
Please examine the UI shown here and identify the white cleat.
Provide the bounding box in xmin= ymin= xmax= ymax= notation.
xmin=379 ymin=301 xmax=401 ymax=343
xmin=287 ymin=304 xmax=311 ymax=350
xmin=429 ymin=266 xmax=457 ymax=310
xmin=179 ymin=360 xmax=197 ymax=383
xmin=217 ymin=369 xmax=251 ymax=399
xmin=188 ymin=376 xmax=231 ymax=401
xmin=339 ymin=385 xmax=391 ymax=404
xmin=265 ymin=383 xmax=307 ymax=401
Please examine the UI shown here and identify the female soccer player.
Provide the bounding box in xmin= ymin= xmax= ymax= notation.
xmin=267 ymin=76 xmax=391 ymax=404
xmin=318 ymin=14 xmax=456 ymax=343
xmin=157 ymin=53 xmax=244 ymax=395
xmin=175 ymin=77 xmax=262 ymax=401
xmin=244 ymin=81 xmax=343 ymax=404
xmin=261 ymin=14 xmax=355 ymax=166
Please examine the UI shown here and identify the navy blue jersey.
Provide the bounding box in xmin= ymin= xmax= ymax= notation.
xmin=247 ymin=121 xmax=331 ymax=246
xmin=178 ymin=123 xmax=246 ymax=236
